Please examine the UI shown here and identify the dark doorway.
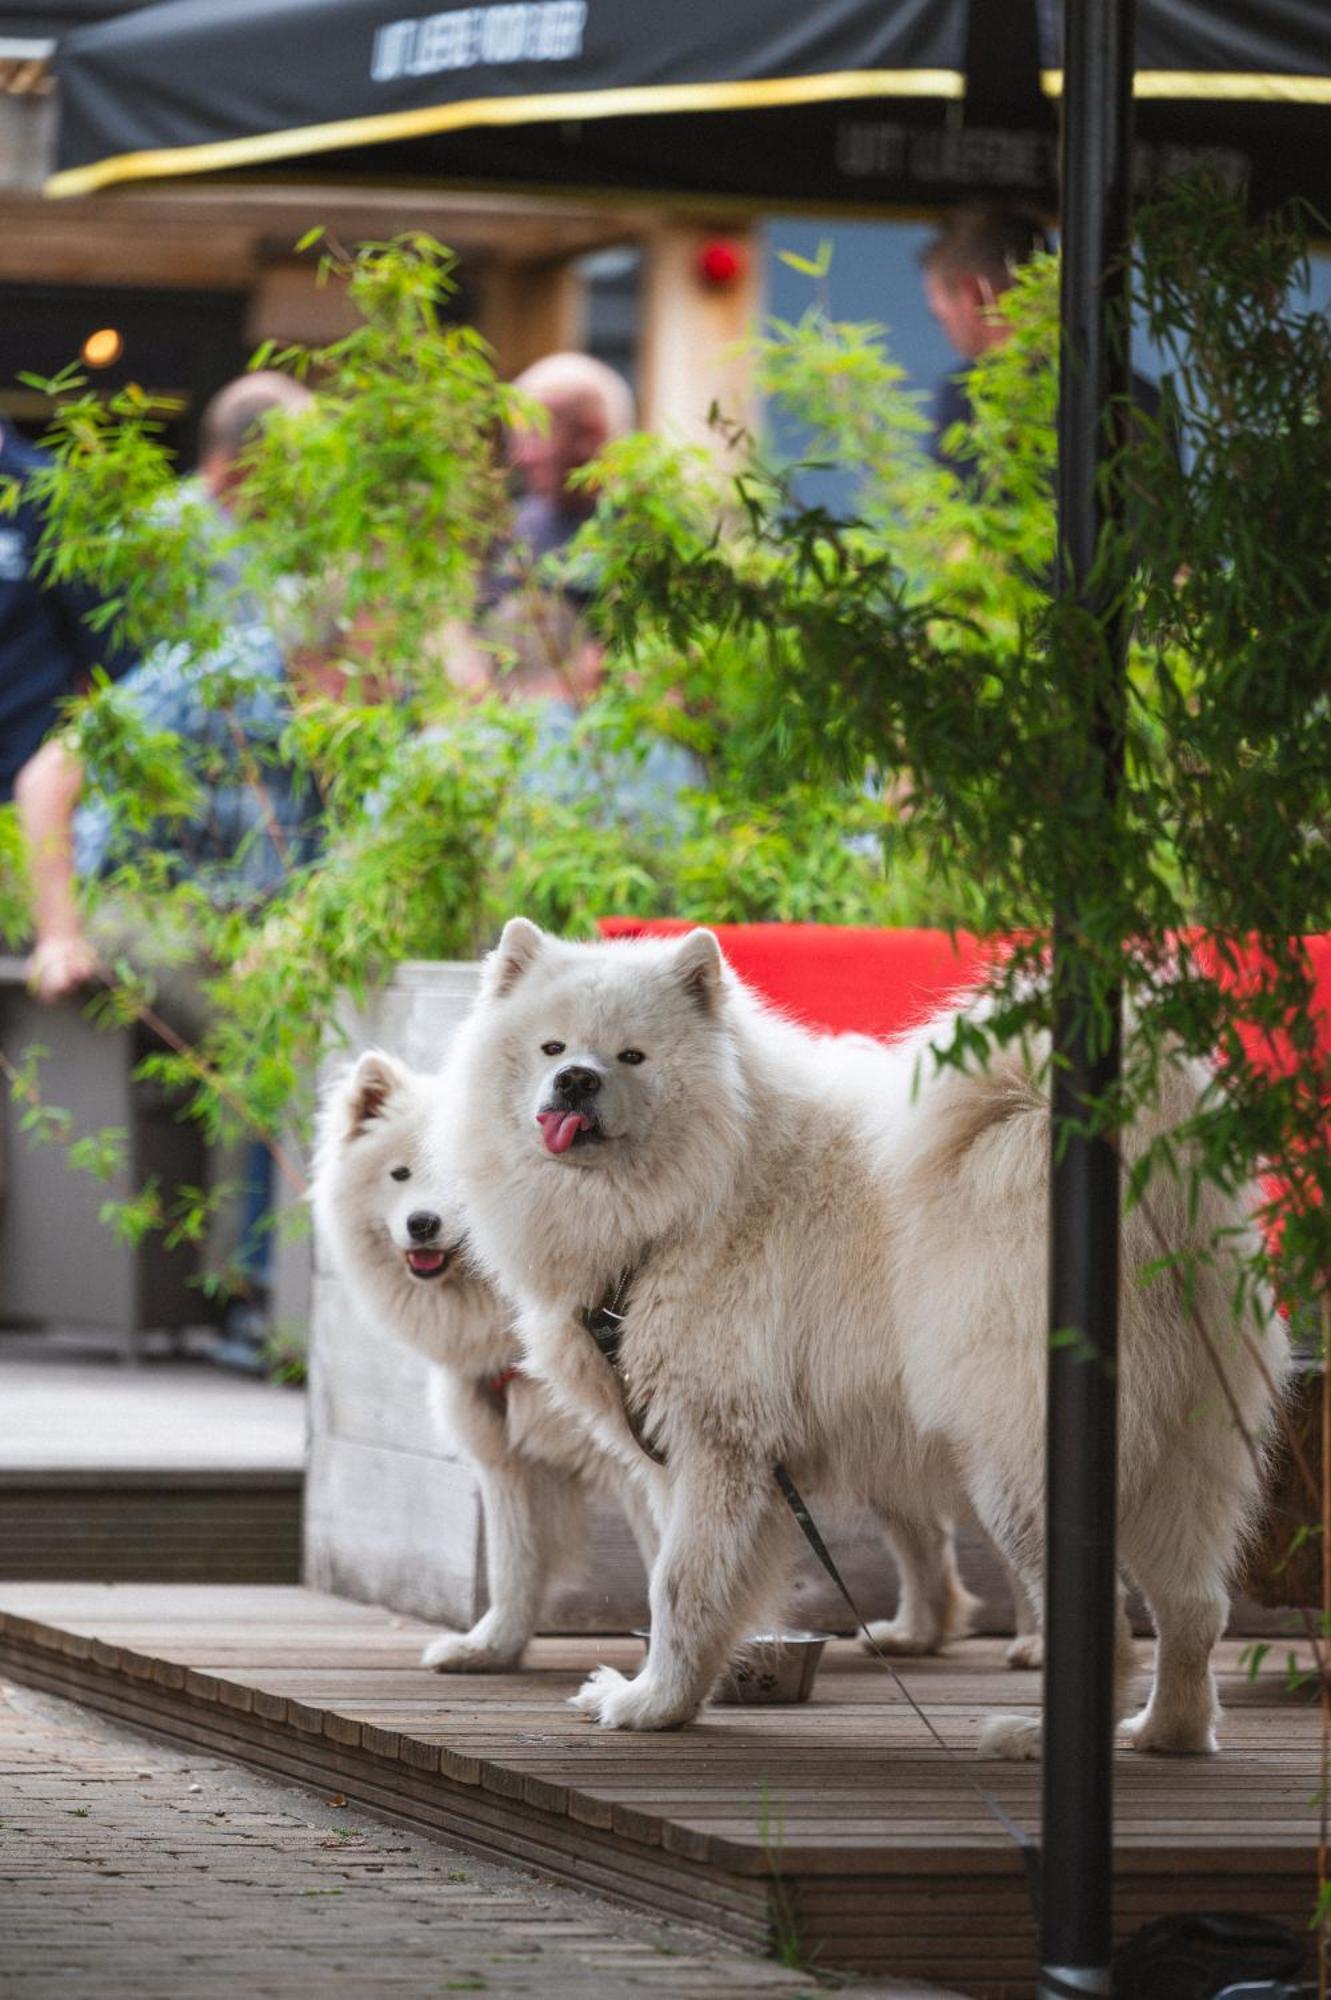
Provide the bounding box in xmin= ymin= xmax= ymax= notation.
xmin=0 ymin=283 xmax=249 ymax=469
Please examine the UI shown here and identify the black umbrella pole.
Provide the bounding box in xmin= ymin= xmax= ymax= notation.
xmin=1040 ymin=0 xmax=1135 ymax=1994
xmin=1042 ymin=994 xmax=1123 ymax=1998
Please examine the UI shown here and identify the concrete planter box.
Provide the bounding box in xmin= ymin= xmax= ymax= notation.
xmin=0 ymin=956 xmax=209 ymax=1358
xmin=304 ymin=960 xmax=1017 ymax=1638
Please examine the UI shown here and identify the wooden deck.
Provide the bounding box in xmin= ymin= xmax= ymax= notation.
xmin=0 ymin=1583 xmax=1317 ymax=1997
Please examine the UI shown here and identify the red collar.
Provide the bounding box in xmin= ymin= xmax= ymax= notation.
xmin=485 ymin=1365 xmax=524 ymax=1406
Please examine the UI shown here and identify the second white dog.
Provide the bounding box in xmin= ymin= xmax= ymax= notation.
xmin=312 ymin=1049 xmax=655 ymax=1673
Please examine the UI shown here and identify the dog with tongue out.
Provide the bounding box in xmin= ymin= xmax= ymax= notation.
xmin=447 ymin=916 xmax=1285 ymax=1751
xmin=537 ymin=1058 xmax=611 ymax=1155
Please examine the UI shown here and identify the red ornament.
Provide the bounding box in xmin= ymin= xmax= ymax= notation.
xmin=697 ymin=239 xmax=745 ymax=289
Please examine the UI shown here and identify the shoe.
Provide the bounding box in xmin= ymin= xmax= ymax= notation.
xmin=210 ymin=1294 xmax=271 ymax=1375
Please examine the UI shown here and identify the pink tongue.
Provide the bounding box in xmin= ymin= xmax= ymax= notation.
xmin=537 ymin=1109 xmax=588 ymax=1155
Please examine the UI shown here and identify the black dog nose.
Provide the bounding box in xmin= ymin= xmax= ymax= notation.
xmin=406 ymin=1210 xmax=441 ymax=1242
xmin=554 ymin=1064 xmax=602 ymax=1099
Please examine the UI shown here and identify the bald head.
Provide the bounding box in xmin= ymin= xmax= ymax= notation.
xmin=509 ymin=352 xmax=635 ymax=512
xmin=198 ymin=370 xmax=314 ymax=501
xmin=512 ymin=352 xmax=635 ymax=440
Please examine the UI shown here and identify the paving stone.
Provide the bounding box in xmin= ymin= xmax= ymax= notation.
xmin=0 ymin=1678 xmax=956 ymax=1998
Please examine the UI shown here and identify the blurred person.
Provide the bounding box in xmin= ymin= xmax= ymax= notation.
xmin=507 ymin=349 xmax=636 ymax=574
xmin=458 ymin=350 xmax=637 ymax=705
xmin=474 ymin=351 xmax=701 ymax=821
xmin=921 ymin=201 xmax=1168 ymax=481
xmin=15 ymin=370 xmax=315 ymax=1006
xmin=920 ymin=203 xmax=1057 ymax=478
xmin=0 ymin=417 xmax=138 ymax=805
xmin=13 ymin=371 xmax=318 ymax=1369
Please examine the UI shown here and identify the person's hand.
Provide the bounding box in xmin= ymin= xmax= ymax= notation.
xmin=26 ymin=932 xmax=103 ymax=1004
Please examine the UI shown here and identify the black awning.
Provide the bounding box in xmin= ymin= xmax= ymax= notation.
xmin=48 ymin=0 xmax=1331 ymax=215
xmin=0 ymin=1 xmax=150 ymax=37
xmin=50 ymin=0 xmax=974 ymax=201
xmin=1042 ymin=0 xmax=1331 ymax=219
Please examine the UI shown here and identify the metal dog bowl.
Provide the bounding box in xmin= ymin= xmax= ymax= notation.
xmin=634 ymin=1629 xmax=832 ymax=1705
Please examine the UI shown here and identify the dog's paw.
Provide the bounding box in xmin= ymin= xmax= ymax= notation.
xmin=569 ymin=1664 xmax=692 ymax=1731
xmin=568 ymin=1663 xmax=630 ymax=1719
xmin=1118 ymin=1703 xmax=1218 ymax=1755
xmin=1005 ymin=1632 xmax=1044 ymax=1671
xmin=862 ymin=1616 xmax=940 ymax=1658
xmin=421 ymin=1630 xmax=522 ymax=1674
xmin=976 ymin=1713 xmax=1042 ymax=1761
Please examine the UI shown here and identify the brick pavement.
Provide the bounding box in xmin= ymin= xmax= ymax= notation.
xmin=0 ymin=1676 xmax=956 ymax=2000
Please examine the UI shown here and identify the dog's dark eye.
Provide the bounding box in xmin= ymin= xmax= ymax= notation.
xmin=617 ymin=1049 xmax=646 ymax=1066
xmin=540 ymin=1040 xmax=565 ymax=1057
xmin=390 ymin=1166 xmax=411 ymax=1182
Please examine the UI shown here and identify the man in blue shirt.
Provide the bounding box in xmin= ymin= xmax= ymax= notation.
xmin=13 ymin=371 xmax=317 ymax=1370
xmin=0 ymin=423 xmax=137 ymax=802
xmin=14 ymin=372 xmax=314 ymax=1005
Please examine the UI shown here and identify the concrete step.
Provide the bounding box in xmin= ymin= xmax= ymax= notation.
xmin=0 ymin=1340 xmax=305 ymax=1584
xmin=0 ymin=1468 xmax=302 ymax=1583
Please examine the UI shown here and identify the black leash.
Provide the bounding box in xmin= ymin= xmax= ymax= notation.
xmin=772 ymin=1461 xmax=1043 ymax=1917
xmin=580 ymin=1267 xmax=1042 ymax=1920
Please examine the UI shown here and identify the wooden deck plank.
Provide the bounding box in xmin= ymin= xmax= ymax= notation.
xmin=0 ymin=1582 xmax=1316 ymax=1995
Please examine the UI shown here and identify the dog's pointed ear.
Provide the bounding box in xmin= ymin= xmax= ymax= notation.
xmin=484 ymin=917 xmax=546 ymax=999
xmin=673 ymin=928 xmax=724 ymax=1014
xmin=343 ymin=1050 xmax=407 ymax=1138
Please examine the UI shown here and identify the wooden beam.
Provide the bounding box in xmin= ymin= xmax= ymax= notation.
xmin=0 ymin=181 xmax=663 ymax=291
xmin=637 ymin=221 xmax=761 ymax=447
xmin=0 ymin=194 xmax=258 ymax=288
xmin=478 ymin=255 xmax=587 ymax=376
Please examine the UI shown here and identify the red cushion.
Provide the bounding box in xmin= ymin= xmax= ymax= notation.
xmin=1191 ymin=932 xmax=1331 ymax=1077
xmin=598 ymin=919 xmax=1331 ymax=1059
xmin=596 ymin=919 xmax=986 ymax=1037
xmin=599 ymin=920 xmax=1331 ymax=1303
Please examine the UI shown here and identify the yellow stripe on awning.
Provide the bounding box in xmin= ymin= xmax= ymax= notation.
xmin=47 ymin=66 xmax=966 ymax=198
xmin=1042 ymin=68 xmax=1331 ymax=104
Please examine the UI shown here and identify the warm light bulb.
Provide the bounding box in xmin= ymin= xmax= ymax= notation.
xmin=81 ymin=327 xmax=124 ymax=369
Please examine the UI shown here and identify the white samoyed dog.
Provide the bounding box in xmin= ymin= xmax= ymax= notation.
xmin=312 ymin=1049 xmax=656 ymax=1673
xmin=445 ymin=919 xmax=1288 ymax=1753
